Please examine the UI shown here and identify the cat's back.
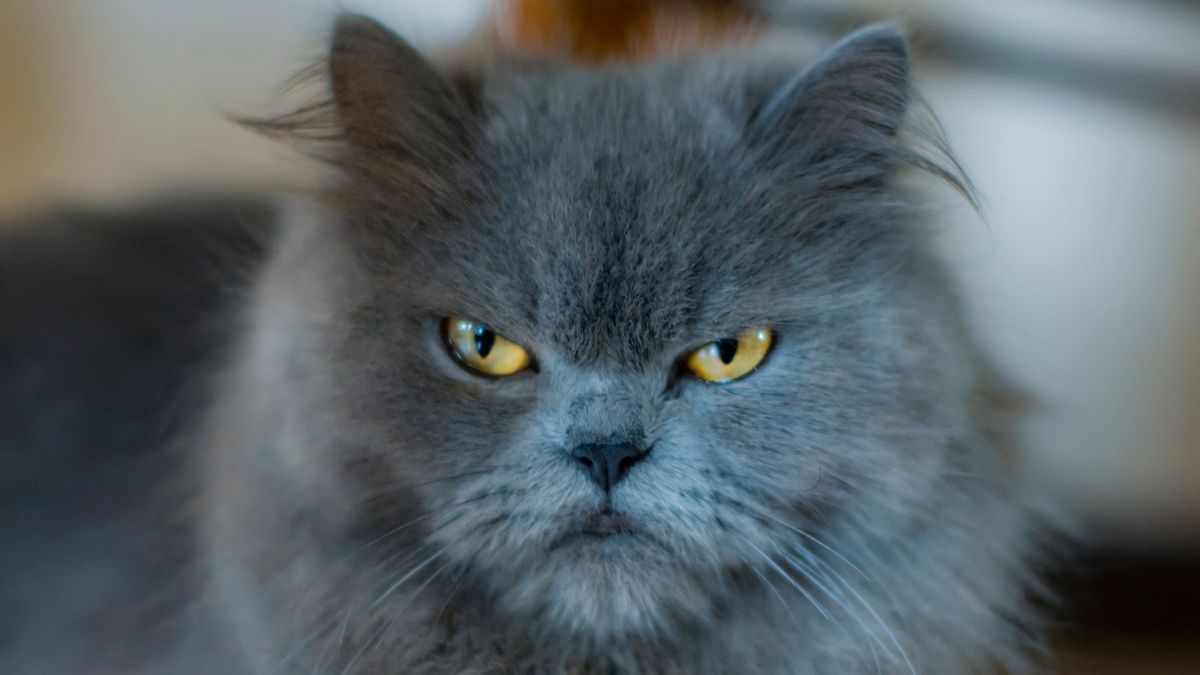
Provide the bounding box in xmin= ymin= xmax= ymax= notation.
xmin=0 ymin=195 xmax=276 ymax=673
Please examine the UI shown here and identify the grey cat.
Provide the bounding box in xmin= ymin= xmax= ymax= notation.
xmin=0 ymin=14 xmax=1047 ymax=675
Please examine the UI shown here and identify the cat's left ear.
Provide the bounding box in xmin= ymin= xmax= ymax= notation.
xmin=329 ymin=15 xmax=474 ymax=167
xmin=748 ymin=25 xmax=910 ymax=163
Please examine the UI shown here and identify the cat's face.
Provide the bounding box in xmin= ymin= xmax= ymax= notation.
xmin=296 ymin=19 xmax=969 ymax=644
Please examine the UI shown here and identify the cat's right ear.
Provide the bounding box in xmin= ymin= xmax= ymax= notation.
xmin=746 ymin=26 xmax=911 ymax=175
xmin=329 ymin=15 xmax=474 ymax=167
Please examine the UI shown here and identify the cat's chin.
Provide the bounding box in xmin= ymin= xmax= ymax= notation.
xmin=492 ymin=525 xmax=714 ymax=643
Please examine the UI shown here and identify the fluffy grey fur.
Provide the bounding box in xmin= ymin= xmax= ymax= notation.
xmin=0 ymin=15 xmax=1047 ymax=675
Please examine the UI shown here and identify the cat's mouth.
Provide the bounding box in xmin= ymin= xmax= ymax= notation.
xmin=582 ymin=507 xmax=634 ymax=537
xmin=549 ymin=507 xmax=639 ymax=551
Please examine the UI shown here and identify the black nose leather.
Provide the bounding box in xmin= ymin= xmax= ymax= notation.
xmin=569 ymin=442 xmax=649 ymax=492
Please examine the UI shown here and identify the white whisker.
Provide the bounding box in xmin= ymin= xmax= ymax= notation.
xmin=743 ymin=538 xmax=832 ymax=622
xmin=340 ymin=550 xmax=450 ymax=674
xmin=782 ymin=552 xmax=882 ymax=674
xmin=368 ymin=549 xmax=446 ymax=610
xmin=792 ymin=543 xmax=918 ymax=675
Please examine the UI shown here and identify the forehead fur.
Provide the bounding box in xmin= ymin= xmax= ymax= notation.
xmin=251 ymin=19 xmax=970 ymax=366
xmin=469 ymin=65 xmax=767 ymax=362
xmin=382 ymin=61 xmax=913 ymax=366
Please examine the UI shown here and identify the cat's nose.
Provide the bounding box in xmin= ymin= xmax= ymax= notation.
xmin=568 ymin=441 xmax=649 ymax=492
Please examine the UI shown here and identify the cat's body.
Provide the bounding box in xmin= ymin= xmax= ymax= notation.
xmin=1 ymin=15 xmax=1046 ymax=675
xmin=0 ymin=197 xmax=273 ymax=673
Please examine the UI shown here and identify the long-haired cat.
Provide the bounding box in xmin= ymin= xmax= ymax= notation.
xmin=0 ymin=6 xmax=1047 ymax=674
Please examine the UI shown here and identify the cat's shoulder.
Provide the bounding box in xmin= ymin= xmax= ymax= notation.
xmin=0 ymin=193 xmax=281 ymax=673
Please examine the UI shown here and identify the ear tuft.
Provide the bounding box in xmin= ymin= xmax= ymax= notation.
xmin=749 ymin=25 xmax=911 ymax=152
xmin=329 ymin=15 xmax=473 ymax=164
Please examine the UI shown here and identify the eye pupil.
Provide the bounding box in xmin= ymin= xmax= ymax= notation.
xmin=474 ymin=327 xmax=496 ymax=359
xmin=716 ymin=338 xmax=738 ymax=365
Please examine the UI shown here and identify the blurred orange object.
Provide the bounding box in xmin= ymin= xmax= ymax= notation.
xmin=494 ymin=0 xmax=761 ymax=62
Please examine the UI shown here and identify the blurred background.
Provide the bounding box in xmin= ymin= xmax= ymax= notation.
xmin=1 ymin=0 xmax=1197 ymax=672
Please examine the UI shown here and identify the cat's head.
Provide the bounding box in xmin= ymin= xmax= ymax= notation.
xmin=260 ymin=16 xmax=975 ymax=647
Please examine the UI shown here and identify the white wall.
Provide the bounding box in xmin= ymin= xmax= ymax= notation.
xmin=928 ymin=71 xmax=1200 ymax=542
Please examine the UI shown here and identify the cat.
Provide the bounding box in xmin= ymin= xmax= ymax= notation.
xmin=0 ymin=12 xmax=1048 ymax=675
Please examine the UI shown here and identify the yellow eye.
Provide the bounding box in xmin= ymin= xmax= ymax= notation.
xmin=443 ymin=316 xmax=531 ymax=377
xmin=686 ymin=328 xmax=774 ymax=383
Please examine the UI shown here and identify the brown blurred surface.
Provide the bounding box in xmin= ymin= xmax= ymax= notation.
xmin=494 ymin=0 xmax=759 ymax=61
xmin=0 ymin=2 xmax=63 ymax=211
xmin=1059 ymin=641 xmax=1200 ymax=675
xmin=1052 ymin=547 xmax=1200 ymax=674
